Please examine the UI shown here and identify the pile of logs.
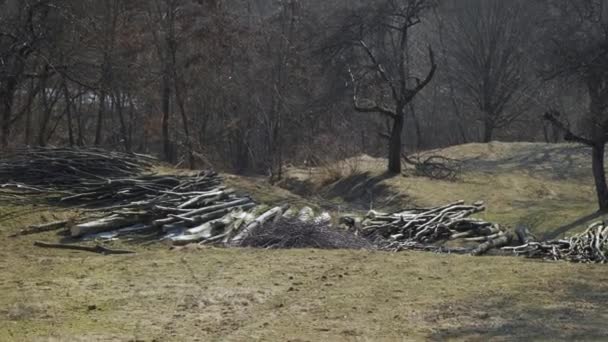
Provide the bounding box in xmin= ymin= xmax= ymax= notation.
xmin=504 ymin=222 xmax=608 ymax=263
xmin=0 ymin=147 xmax=261 ymax=245
xmin=59 ymin=172 xmax=259 ymax=243
xmin=341 ymin=201 xmax=512 ymax=255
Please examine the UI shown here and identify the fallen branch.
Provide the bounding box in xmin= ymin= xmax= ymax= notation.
xmin=33 ymin=241 xmax=135 ymax=255
xmin=11 ymin=220 xmax=69 ymax=237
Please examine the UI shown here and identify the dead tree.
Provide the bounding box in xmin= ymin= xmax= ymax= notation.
xmin=542 ymin=1 xmax=608 ymax=212
xmin=335 ymin=0 xmax=437 ymax=174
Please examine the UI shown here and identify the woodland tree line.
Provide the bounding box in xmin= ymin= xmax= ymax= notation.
xmin=1 ymin=0 xmax=607 ymax=201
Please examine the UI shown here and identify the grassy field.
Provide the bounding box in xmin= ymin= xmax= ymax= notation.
xmin=1 ymin=142 xmax=607 ymax=341
xmin=280 ymin=142 xmax=600 ymax=238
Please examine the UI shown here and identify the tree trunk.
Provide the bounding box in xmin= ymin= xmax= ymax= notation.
xmin=37 ymin=76 xmax=51 ymax=147
xmin=174 ymin=76 xmax=194 ymax=168
xmin=62 ymin=82 xmax=75 ymax=147
xmin=161 ymin=71 xmax=172 ymax=163
xmin=483 ymin=116 xmax=494 ymax=143
xmin=0 ymin=79 xmax=17 ymax=148
xmin=76 ymin=86 xmax=84 ymax=146
xmin=591 ymin=143 xmax=608 ymax=212
xmin=95 ymin=89 xmax=106 ymax=145
xmin=409 ymin=103 xmax=423 ymax=150
xmin=115 ymin=93 xmax=131 ymax=152
xmin=24 ymin=103 xmax=31 ymax=146
xmin=388 ymin=112 xmax=404 ymax=174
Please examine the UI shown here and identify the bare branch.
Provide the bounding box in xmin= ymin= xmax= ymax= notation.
xmin=348 ymin=68 xmax=397 ymax=119
xmin=407 ymin=46 xmax=437 ymax=101
xmin=356 ymin=40 xmax=399 ymax=101
xmin=544 ymin=110 xmax=595 ymax=146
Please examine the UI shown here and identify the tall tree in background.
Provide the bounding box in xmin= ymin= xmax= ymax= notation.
xmin=445 ymin=0 xmax=535 ymax=142
xmin=336 ymin=0 xmax=437 ymax=173
xmin=543 ymin=0 xmax=608 ymax=212
xmin=0 ymin=0 xmax=55 ymax=147
xmin=147 ymin=0 xmax=199 ymax=166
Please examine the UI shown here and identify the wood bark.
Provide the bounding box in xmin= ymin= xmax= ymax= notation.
xmin=161 ymin=67 xmax=172 ymax=162
xmin=95 ymin=89 xmax=107 ymax=146
xmin=591 ymin=143 xmax=608 ymax=212
xmin=472 ymin=233 xmax=512 ymax=256
xmin=62 ymin=81 xmax=75 ymax=147
xmin=231 ymin=205 xmax=289 ymax=244
xmin=71 ymin=215 xmax=143 ymax=237
xmin=388 ymin=111 xmax=404 ymax=174
xmin=483 ymin=116 xmax=494 ymax=143
xmin=0 ymin=78 xmax=17 ymax=148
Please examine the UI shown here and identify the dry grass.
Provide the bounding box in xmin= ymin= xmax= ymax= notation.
xmin=1 ymin=214 xmax=607 ymax=341
xmin=281 ymin=142 xmax=601 ymax=237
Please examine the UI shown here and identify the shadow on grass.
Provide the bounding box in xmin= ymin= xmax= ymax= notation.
xmin=542 ymin=211 xmax=603 ymax=240
xmin=460 ymin=144 xmax=591 ymax=180
xmin=282 ymin=171 xmax=410 ymax=211
xmin=428 ymin=282 xmax=608 ymax=341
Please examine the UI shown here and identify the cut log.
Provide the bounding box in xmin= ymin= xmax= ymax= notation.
xmin=71 ymin=215 xmax=143 ymax=237
xmin=314 ymin=212 xmax=332 ymax=224
xmin=471 ymin=233 xmax=513 ymax=256
xmin=161 ymin=203 xmax=255 ymax=232
xmin=153 ymin=198 xmax=253 ymax=227
xmin=168 ymin=220 xmax=227 ymax=246
xmin=231 ymin=205 xmax=290 ymax=245
xmin=515 ymin=224 xmax=538 ymax=245
xmin=298 ymin=207 xmax=314 ymax=222
xmin=177 ymin=189 xmax=233 ymax=208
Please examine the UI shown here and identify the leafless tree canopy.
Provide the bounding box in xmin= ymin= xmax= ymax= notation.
xmin=1 ymin=0 xmax=608 ymax=208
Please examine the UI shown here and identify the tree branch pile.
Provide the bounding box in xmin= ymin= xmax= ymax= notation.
xmin=341 ymin=201 xmax=512 ymax=254
xmin=504 ymin=222 xmax=608 ymax=263
xmin=402 ymin=154 xmax=462 ymax=181
xmin=0 ymin=147 xmax=156 ymax=188
xmin=0 ymin=147 xmax=259 ymax=245
xmin=237 ymin=209 xmax=373 ymax=250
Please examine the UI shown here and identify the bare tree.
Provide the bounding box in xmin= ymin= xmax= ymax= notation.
xmin=146 ymin=0 xmax=200 ymax=166
xmin=444 ymin=0 xmax=536 ymax=142
xmin=0 ymin=0 xmax=56 ymax=148
xmin=335 ymin=0 xmax=437 ymax=173
xmin=542 ymin=0 xmax=608 ymax=212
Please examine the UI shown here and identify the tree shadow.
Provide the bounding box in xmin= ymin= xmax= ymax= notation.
xmin=428 ymin=281 xmax=608 ymax=341
xmin=322 ymin=171 xmax=410 ymax=211
xmin=542 ymin=211 xmax=603 ymax=240
xmin=279 ymin=171 xmax=410 ymax=211
xmin=460 ymin=144 xmax=591 ymax=180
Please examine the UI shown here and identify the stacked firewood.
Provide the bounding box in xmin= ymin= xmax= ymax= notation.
xmin=342 ymin=201 xmax=512 ymax=255
xmin=68 ymin=174 xmax=256 ymax=240
xmin=504 ymin=222 xmax=608 ymax=263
